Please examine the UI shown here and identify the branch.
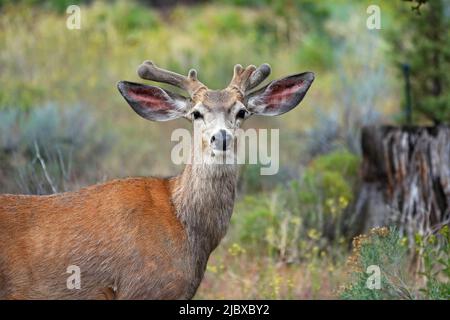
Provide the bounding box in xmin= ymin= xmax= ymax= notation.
xmin=34 ymin=141 xmax=58 ymax=194
xmin=403 ymin=0 xmax=428 ymax=15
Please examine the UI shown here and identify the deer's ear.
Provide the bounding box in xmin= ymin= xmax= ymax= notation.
xmin=117 ymin=81 xmax=189 ymax=121
xmin=246 ymin=72 xmax=314 ymax=116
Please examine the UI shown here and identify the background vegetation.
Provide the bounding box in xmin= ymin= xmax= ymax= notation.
xmin=0 ymin=0 xmax=448 ymax=299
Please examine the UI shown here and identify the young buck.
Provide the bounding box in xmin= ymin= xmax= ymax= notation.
xmin=0 ymin=61 xmax=314 ymax=299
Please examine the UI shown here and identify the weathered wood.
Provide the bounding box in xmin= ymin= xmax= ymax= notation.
xmin=352 ymin=125 xmax=450 ymax=241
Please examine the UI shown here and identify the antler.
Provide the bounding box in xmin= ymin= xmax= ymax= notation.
xmin=227 ymin=63 xmax=271 ymax=94
xmin=247 ymin=63 xmax=271 ymax=91
xmin=137 ymin=60 xmax=207 ymax=97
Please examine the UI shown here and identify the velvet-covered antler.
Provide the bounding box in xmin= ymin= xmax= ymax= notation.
xmin=137 ymin=60 xmax=207 ymax=97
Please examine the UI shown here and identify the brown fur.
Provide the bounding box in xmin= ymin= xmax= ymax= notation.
xmin=0 ymin=158 xmax=238 ymax=300
xmin=0 ymin=177 xmax=193 ymax=299
xmin=201 ymin=89 xmax=242 ymax=110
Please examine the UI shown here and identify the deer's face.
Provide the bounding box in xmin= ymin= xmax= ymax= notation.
xmin=118 ymin=61 xmax=314 ymax=163
xmin=188 ymin=90 xmax=247 ymax=157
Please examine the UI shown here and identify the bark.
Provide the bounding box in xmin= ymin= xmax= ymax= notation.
xmin=352 ymin=125 xmax=450 ymax=240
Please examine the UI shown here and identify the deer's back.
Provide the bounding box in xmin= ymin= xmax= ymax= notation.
xmin=0 ymin=177 xmax=190 ymax=299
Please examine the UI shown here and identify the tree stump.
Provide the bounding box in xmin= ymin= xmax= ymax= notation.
xmin=352 ymin=125 xmax=450 ymax=242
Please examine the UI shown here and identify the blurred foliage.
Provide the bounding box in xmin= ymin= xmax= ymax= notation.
xmin=238 ymin=163 xmax=297 ymax=194
xmin=0 ymin=0 xmax=338 ymax=111
xmin=0 ymin=0 xmax=399 ymax=178
xmin=302 ymin=150 xmax=359 ymax=203
xmin=386 ymin=0 xmax=450 ymax=124
xmin=0 ymin=0 xmax=90 ymax=13
xmin=233 ymin=150 xmax=359 ymax=262
xmin=0 ymin=104 xmax=112 ymax=194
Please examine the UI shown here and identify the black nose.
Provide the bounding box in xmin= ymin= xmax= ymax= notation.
xmin=210 ymin=129 xmax=231 ymax=151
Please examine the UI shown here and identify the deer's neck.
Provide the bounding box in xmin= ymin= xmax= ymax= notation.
xmin=171 ymin=163 xmax=238 ymax=250
xmin=170 ymin=162 xmax=238 ymax=286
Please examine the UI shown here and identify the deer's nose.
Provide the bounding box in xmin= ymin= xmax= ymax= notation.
xmin=210 ymin=129 xmax=232 ymax=151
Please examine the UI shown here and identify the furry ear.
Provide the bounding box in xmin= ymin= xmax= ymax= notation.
xmin=246 ymin=72 xmax=314 ymax=116
xmin=117 ymin=81 xmax=189 ymax=121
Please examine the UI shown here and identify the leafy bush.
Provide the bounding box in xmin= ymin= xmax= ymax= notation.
xmin=234 ymin=195 xmax=275 ymax=248
xmin=233 ymin=150 xmax=359 ymax=262
xmin=298 ymin=150 xmax=360 ymax=238
xmin=303 ymin=150 xmax=359 ymax=198
xmin=416 ymin=226 xmax=450 ymax=299
xmin=340 ymin=226 xmax=450 ymax=300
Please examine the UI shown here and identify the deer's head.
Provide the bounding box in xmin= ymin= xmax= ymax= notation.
xmin=118 ymin=61 xmax=314 ymax=163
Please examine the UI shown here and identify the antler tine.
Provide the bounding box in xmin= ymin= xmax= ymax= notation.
xmin=137 ymin=60 xmax=207 ymax=97
xmin=228 ymin=63 xmax=271 ymax=94
xmin=227 ymin=64 xmax=256 ymax=94
xmin=247 ymin=63 xmax=271 ymax=91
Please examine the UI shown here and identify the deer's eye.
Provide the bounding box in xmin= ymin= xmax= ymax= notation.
xmin=192 ymin=111 xmax=203 ymax=120
xmin=236 ymin=109 xmax=246 ymax=119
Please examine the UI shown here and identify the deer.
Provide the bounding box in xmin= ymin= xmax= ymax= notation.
xmin=0 ymin=61 xmax=314 ymax=299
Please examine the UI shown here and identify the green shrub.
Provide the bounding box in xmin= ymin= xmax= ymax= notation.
xmin=340 ymin=226 xmax=450 ymax=300
xmin=417 ymin=226 xmax=450 ymax=299
xmin=232 ymin=150 xmax=359 ymax=262
xmin=0 ymin=104 xmax=113 ymax=194
xmin=234 ymin=195 xmax=275 ymax=248
xmin=299 ymin=150 xmax=360 ymax=237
